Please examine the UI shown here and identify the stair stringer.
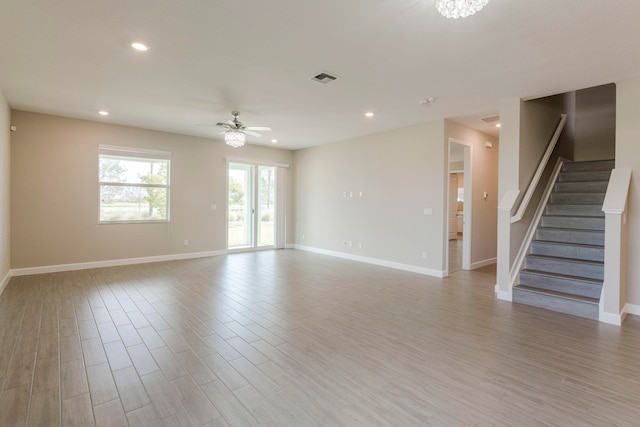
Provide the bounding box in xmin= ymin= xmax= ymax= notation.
xmin=508 ymin=158 xmax=566 ymax=290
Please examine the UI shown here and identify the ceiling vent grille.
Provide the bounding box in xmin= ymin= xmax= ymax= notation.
xmin=481 ymin=115 xmax=500 ymax=123
xmin=311 ymin=72 xmax=338 ymax=84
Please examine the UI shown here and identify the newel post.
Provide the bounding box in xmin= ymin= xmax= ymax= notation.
xmin=496 ymin=190 xmax=520 ymax=301
xmin=600 ymin=168 xmax=632 ymax=325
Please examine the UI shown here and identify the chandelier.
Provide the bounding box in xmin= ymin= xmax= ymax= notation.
xmin=224 ymin=129 xmax=246 ymax=148
xmin=435 ymin=0 xmax=489 ymax=19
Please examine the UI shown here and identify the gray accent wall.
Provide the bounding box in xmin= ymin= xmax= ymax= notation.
xmin=574 ymin=84 xmax=616 ymax=161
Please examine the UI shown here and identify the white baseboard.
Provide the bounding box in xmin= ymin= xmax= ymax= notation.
xmin=285 ymin=243 xmax=296 ymax=249
xmin=293 ymin=244 xmax=445 ymax=278
xmin=600 ymin=311 xmax=626 ymax=326
xmin=599 ymin=304 xmax=638 ymax=325
xmin=624 ymin=303 xmax=640 ymax=316
xmin=494 ymin=284 xmax=513 ymax=301
xmin=10 ymin=250 xmax=227 ymax=277
xmin=0 ymin=270 xmax=11 ymax=297
xmin=470 ymin=257 xmax=496 ymax=270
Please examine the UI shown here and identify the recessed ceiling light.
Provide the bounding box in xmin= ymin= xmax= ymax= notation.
xmin=131 ymin=42 xmax=150 ymax=51
xmin=420 ymin=97 xmax=436 ymax=105
xmin=496 ymin=123 xmax=501 ymax=128
xmin=98 ymin=110 xmax=109 ymax=116
xmin=365 ymin=112 xmax=375 ymax=118
xmin=271 ymin=139 xmax=278 ymax=144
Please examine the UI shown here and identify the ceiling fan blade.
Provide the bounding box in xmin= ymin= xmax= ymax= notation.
xmin=195 ymin=123 xmax=217 ymax=127
xmin=246 ymin=126 xmax=271 ymax=131
xmin=244 ymin=130 xmax=262 ymax=137
xmin=215 ymin=122 xmax=233 ymax=128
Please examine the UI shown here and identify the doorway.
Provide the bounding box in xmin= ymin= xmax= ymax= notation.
xmin=447 ymin=141 xmax=471 ymax=274
xmin=228 ymin=162 xmax=276 ymax=249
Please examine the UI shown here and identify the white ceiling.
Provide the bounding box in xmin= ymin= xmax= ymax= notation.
xmin=2 ymin=1 xmax=640 ymax=150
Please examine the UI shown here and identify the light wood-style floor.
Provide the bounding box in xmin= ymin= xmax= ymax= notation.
xmin=1 ymin=250 xmax=639 ymax=426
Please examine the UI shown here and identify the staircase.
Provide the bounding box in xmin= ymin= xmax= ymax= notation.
xmin=513 ymin=159 xmax=614 ymax=320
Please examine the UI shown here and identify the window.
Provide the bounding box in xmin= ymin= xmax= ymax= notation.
xmin=98 ymin=146 xmax=170 ymax=223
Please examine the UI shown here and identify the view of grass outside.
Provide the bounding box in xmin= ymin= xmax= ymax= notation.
xmin=99 ymin=155 xmax=169 ymax=222
xmin=228 ymin=163 xmax=275 ymax=247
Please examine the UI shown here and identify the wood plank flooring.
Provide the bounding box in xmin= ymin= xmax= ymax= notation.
xmin=1 ymin=249 xmax=639 ymax=426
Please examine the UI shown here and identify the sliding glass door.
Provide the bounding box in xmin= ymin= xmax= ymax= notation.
xmin=228 ymin=162 xmax=276 ymax=249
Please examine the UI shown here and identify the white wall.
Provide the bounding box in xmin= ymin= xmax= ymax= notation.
xmin=0 ymin=92 xmax=10 ymax=287
xmin=10 ymin=111 xmax=294 ymax=269
xmin=294 ymin=120 xmax=446 ymax=274
xmin=615 ymin=79 xmax=640 ymax=306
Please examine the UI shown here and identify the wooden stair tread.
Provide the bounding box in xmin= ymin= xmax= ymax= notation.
xmin=532 ymin=240 xmax=604 ymax=249
xmin=514 ymin=285 xmax=599 ymax=305
xmin=526 ymin=254 xmax=604 ymax=265
xmin=520 ymin=269 xmax=603 ymax=285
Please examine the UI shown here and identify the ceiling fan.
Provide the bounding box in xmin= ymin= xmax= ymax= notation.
xmin=216 ymin=111 xmax=272 ymax=136
xmin=215 ymin=111 xmax=271 ymax=148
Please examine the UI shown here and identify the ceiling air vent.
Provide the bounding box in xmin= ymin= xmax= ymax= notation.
xmin=481 ymin=115 xmax=500 ymax=124
xmin=311 ymin=72 xmax=338 ymax=84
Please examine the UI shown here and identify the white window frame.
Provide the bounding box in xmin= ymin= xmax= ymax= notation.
xmin=98 ymin=145 xmax=171 ymax=224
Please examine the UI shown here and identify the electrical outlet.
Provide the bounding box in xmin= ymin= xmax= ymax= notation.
xmin=348 ymin=241 xmax=353 ymax=247
xmin=422 ymin=252 xmax=427 ymax=259
xmin=343 ymin=240 xmax=347 ymax=246
xmin=358 ymin=242 xmax=362 ymax=249
xmin=184 ymin=240 xmax=189 ymax=246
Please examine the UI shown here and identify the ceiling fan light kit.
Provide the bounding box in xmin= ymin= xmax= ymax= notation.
xmin=224 ymin=129 xmax=246 ymax=148
xmin=435 ymin=0 xmax=489 ymax=19
xmin=216 ymin=111 xmax=271 ymax=148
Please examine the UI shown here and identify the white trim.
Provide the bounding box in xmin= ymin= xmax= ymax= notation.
xmin=293 ymin=244 xmax=445 ymax=278
xmin=599 ymin=310 xmax=626 ymax=326
xmin=225 ymin=157 xmax=289 ymax=169
xmin=285 ymin=243 xmax=296 ymax=249
xmin=624 ymin=303 xmax=640 ymax=316
xmin=495 ymin=284 xmax=513 ymax=301
xmin=447 ymin=139 xmax=472 ymax=272
xmin=470 ymin=257 xmax=496 ymax=270
xmin=99 ymin=145 xmax=172 ymax=159
xmin=0 ymin=270 xmax=11 ymax=297
xmin=10 ymin=250 xmax=227 ymax=277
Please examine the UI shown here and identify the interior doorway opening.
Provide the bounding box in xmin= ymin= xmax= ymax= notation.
xmin=447 ymin=141 xmax=471 ymax=274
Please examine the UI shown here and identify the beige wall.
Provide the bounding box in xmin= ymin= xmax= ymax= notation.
xmin=615 ymin=79 xmax=640 ymax=306
xmin=0 ymin=92 xmax=9 ymax=283
xmin=294 ymin=120 xmax=446 ymax=273
xmin=445 ymin=120 xmax=499 ymax=266
xmin=294 ymin=119 xmax=499 ymax=274
xmin=10 ymin=111 xmax=294 ymax=269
